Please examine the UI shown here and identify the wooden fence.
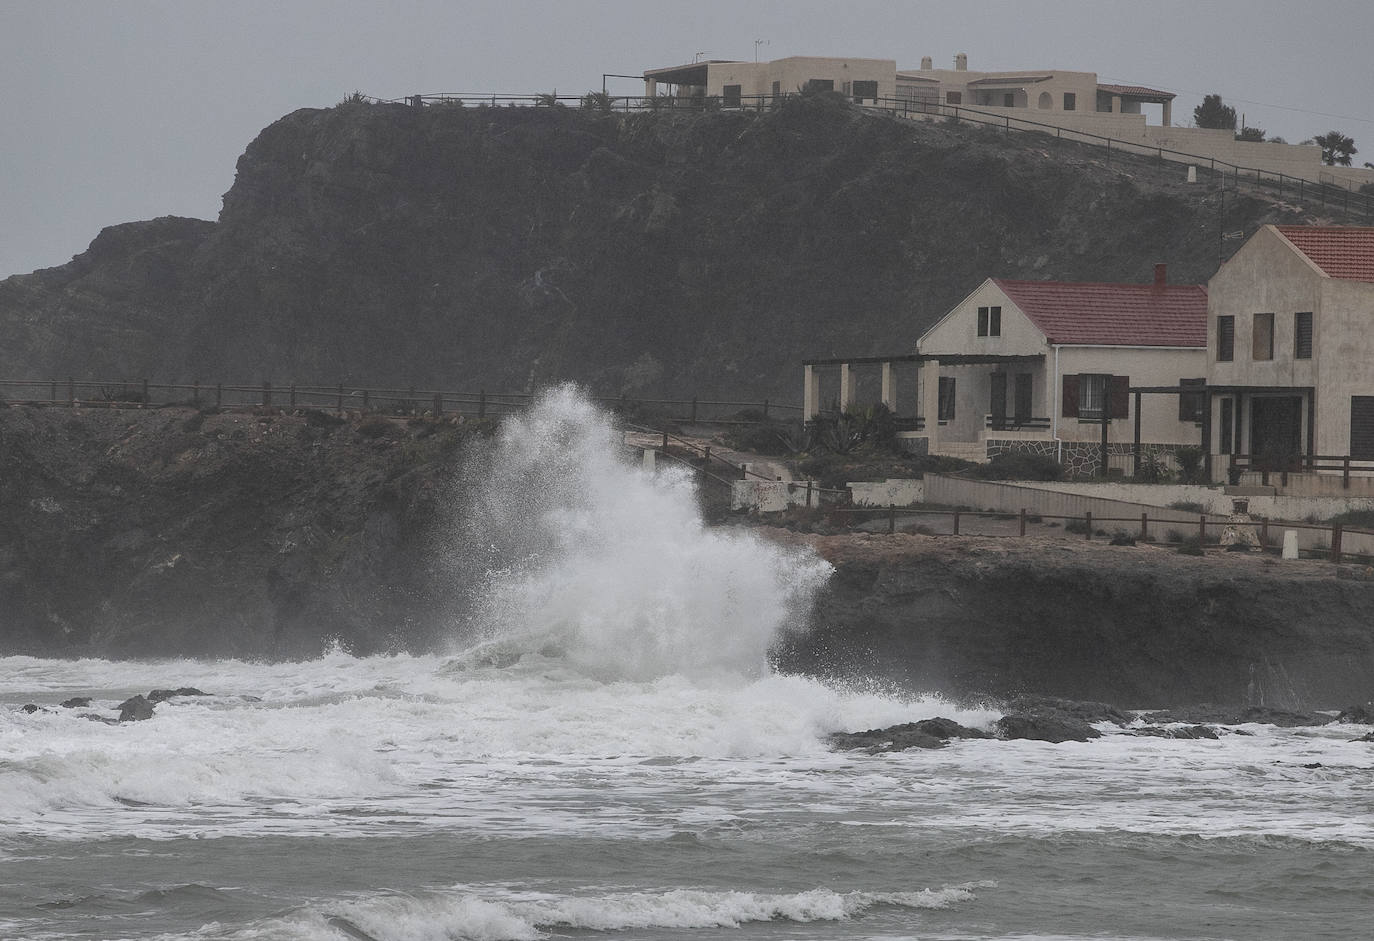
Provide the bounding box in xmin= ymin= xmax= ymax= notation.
xmin=0 ymin=378 xmax=801 ymax=425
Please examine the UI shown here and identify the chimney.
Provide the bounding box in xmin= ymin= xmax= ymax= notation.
xmin=1153 ymin=263 xmax=1167 ymax=287
xmin=920 ymin=55 xmax=933 ymax=70
xmin=954 ymin=53 xmax=968 ymax=71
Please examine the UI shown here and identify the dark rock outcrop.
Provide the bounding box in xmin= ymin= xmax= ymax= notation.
xmin=1337 ymin=703 xmax=1374 ymax=724
xmin=148 ymin=688 xmax=208 ymax=702
xmin=1130 ymin=725 xmax=1220 ymax=740
xmin=116 ymin=695 xmax=155 ymax=722
xmin=995 ymin=714 xmax=1101 ymax=743
xmin=60 ymin=697 xmax=92 ymax=708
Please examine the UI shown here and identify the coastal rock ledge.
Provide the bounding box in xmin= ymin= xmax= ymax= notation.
xmin=768 ymin=531 xmax=1374 ymax=711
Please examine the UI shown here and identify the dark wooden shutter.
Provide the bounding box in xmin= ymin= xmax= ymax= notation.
xmin=1062 ymin=375 xmax=1079 ymax=418
xmin=1109 ymin=376 xmax=1129 ymax=419
xmin=1352 ymin=397 xmax=1374 ymax=459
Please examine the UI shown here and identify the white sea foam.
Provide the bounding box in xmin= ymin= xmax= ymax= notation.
xmin=448 ymin=385 xmax=833 ymax=681
xmin=194 ymin=884 xmax=989 ymax=941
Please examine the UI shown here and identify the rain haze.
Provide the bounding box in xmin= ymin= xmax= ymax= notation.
xmin=1 ymin=0 xmax=1371 ymax=279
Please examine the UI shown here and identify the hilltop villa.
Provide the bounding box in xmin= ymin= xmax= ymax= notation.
xmin=643 ymin=53 xmax=1374 ymax=190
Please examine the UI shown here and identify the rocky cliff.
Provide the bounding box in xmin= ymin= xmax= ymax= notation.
xmin=0 ymin=95 xmax=1352 ymax=399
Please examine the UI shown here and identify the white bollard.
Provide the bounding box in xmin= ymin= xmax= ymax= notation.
xmin=641 ymin=448 xmax=656 ymax=472
xmin=1282 ymin=530 xmax=1299 ymax=560
xmin=1186 ymin=165 xmax=1197 ymax=183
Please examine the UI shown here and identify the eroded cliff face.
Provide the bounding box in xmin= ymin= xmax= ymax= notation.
xmin=0 ymin=405 xmax=480 ymax=658
xmin=0 ymin=96 xmax=1342 ymax=398
xmin=772 ymin=532 xmax=1374 ymax=710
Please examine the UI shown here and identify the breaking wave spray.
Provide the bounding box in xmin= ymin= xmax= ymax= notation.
xmin=449 ymin=385 xmax=833 ymax=681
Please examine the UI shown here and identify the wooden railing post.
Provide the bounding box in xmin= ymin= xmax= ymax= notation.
xmin=433 ymin=393 xmax=443 ymax=416
xmin=192 ymin=380 xmax=200 ymax=407
xmin=336 ymin=384 xmax=344 ymax=413
xmin=691 ymin=396 xmax=698 ymax=423
xmin=67 ymin=377 xmax=75 ymax=407
xmin=1084 ymin=510 xmax=1092 ymax=539
xmin=262 ymin=381 xmax=272 ymax=407
xmin=1332 ymin=523 xmax=1343 ymax=564
xmin=1019 ymin=508 xmax=1027 ymax=537
xmin=142 ymin=378 xmax=149 ymax=406
xmin=1199 ymin=515 xmax=1207 ymax=543
xmin=1261 ymin=519 xmax=1270 ymax=548
xmin=703 ymin=446 xmax=711 ymax=466
xmin=952 ymin=509 xmax=960 ymax=535
xmin=478 ymin=390 xmax=486 ymax=419
xmin=1343 ymin=455 xmax=1351 ymax=489
xmin=216 ymin=384 xmax=223 ymax=408
xmin=762 ymin=398 xmax=770 ymax=420
xmin=1141 ymin=512 xmax=1149 ymax=541
xmin=888 ymin=504 xmax=896 ymax=534
xmin=806 ymin=481 xmax=812 ymax=507
xmin=362 ymin=389 xmax=370 ymax=410
xmin=50 ymin=380 xmax=57 ymax=403
xmin=289 ymin=384 xmax=297 ymax=409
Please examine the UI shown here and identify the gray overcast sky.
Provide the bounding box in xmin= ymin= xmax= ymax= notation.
xmin=2 ymin=0 xmax=1371 ymax=277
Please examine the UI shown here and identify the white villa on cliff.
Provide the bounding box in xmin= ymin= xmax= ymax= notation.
xmin=643 ymin=53 xmax=1374 ymax=191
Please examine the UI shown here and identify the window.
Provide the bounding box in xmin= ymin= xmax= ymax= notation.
xmin=1063 ymin=374 xmax=1128 ymax=420
xmin=1179 ymin=378 xmax=1206 ymax=423
xmin=1353 ymin=397 xmax=1374 ymax=459
xmin=771 ymin=80 xmax=781 ymax=100
xmin=1217 ymin=315 xmax=1235 ymax=361
xmin=723 ymin=84 xmax=741 ymax=108
xmin=945 ymin=91 xmax=962 ymax=105
xmin=1078 ymin=373 xmax=1108 ymax=419
xmin=1063 ymin=92 xmax=1076 ymax=111
xmin=976 ymin=305 xmax=1001 ymax=337
xmin=805 ymin=79 xmax=834 ymax=93
xmin=1003 ymin=92 xmax=1015 ymax=107
xmin=852 ymin=80 xmax=877 ymax=101
xmin=1295 ymin=311 xmax=1313 ymax=359
xmin=1252 ymin=312 xmax=1274 ymax=360
xmin=938 ymin=376 xmax=956 ymax=422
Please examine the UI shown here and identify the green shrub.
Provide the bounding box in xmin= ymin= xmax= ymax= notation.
xmin=1326 ymin=509 xmax=1374 ymax=530
xmin=357 ymin=416 xmax=397 ymax=439
xmin=969 ymin=451 xmax=1064 ymax=481
xmin=1064 ymin=518 xmax=1090 ymax=534
xmin=1168 ymin=500 xmax=1208 ymax=514
xmin=1176 ymin=446 xmax=1206 ymax=483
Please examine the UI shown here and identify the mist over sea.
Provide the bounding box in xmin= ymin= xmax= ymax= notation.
xmin=2 ymin=389 xmax=1371 ymax=940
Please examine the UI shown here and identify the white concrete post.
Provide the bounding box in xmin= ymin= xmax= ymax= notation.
xmin=645 ymin=77 xmax=657 ymax=97
xmin=839 ymin=363 xmax=855 ymax=413
xmin=1162 ymin=99 xmax=1172 ymax=126
xmin=641 ymin=448 xmax=656 ymax=471
xmin=803 ymin=364 xmax=819 ymax=420
xmin=1111 ymin=94 xmax=1121 ymax=114
xmin=880 ymin=361 xmax=895 ymax=411
xmin=1282 ymin=530 xmax=1299 ymax=560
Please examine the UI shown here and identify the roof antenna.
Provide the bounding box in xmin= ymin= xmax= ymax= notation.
xmin=754 ymin=39 xmax=769 ymax=62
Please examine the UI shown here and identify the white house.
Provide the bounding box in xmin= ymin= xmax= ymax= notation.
xmin=803 ymin=266 xmax=1209 ymax=474
xmin=1205 ymin=225 xmax=1374 ymax=474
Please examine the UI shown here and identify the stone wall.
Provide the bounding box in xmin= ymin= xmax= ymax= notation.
xmin=987 ymin=438 xmax=1190 ymax=478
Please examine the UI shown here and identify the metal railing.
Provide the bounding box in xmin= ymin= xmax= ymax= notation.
xmin=355 ymin=89 xmax=1374 ymax=218
xmin=1228 ymin=452 xmax=1374 ymax=488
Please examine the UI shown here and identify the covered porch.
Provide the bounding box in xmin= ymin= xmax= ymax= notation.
xmin=802 ymin=352 xmax=1048 ymax=460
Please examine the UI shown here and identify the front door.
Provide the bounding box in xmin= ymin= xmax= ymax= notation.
xmin=1250 ymin=396 xmax=1303 ymax=468
xmin=1014 ymin=373 xmax=1033 ymax=424
xmin=989 ymin=372 xmax=1007 ymax=429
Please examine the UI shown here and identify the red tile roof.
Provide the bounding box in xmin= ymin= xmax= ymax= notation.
xmin=1273 ymin=226 xmax=1374 ymax=283
xmin=992 ymin=279 xmax=1207 ymax=347
xmin=1096 ymin=83 xmax=1176 ymax=100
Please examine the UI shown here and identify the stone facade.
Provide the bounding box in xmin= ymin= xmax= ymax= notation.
xmin=987 ymin=438 xmax=1190 ymax=478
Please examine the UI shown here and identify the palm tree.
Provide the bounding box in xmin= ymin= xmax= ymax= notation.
xmin=1310 ymin=130 xmax=1357 ymax=166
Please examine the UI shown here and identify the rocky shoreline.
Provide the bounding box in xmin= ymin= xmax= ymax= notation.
xmin=2 ymin=407 xmax=1372 ymax=711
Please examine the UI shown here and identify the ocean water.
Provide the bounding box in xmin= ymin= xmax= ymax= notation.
xmin=3 ymin=389 xmax=1371 ymax=941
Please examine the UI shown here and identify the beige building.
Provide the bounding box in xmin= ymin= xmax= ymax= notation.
xmin=1204 ymin=225 xmax=1374 ymax=473
xmin=643 ymin=56 xmax=896 ymax=106
xmin=803 ymin=267 xmax=1208 ymax=473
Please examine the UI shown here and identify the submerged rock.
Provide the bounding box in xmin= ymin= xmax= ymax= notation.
xmin=60 ymin=697 xmax=92 ymax=709
xmin=827 ymin=717 xmax=990 ymax=753
xmin=995 ymin=714 xmax=1101 ymax=743
xmin=147 ymin=687 xmax=209 ymax=702
xmin=1129 ymin=725 xmax=1219 ymax=740
xmin=20 ymin=703 xmax=40 ymax=714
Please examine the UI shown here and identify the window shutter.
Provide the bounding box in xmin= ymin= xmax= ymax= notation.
xmin=1062 ymin=375 xmax=1079 ymax=417
xmin=1110 ymin=376 xmax=1130 ymax=419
